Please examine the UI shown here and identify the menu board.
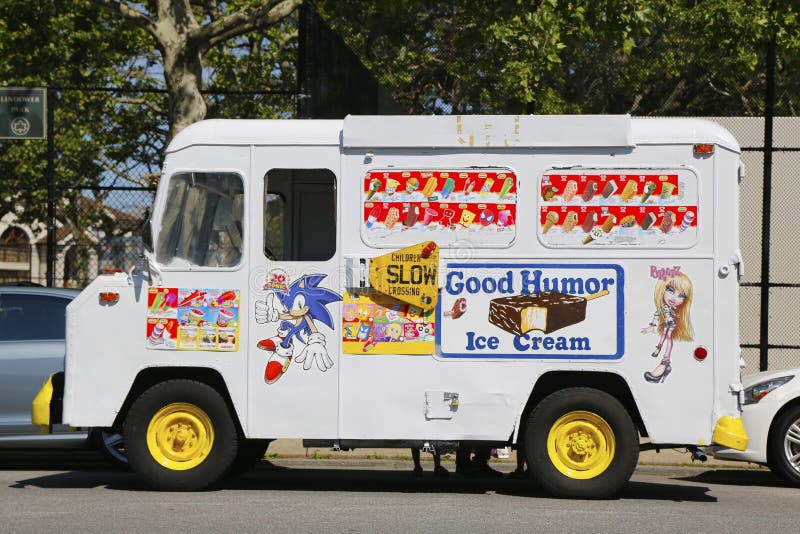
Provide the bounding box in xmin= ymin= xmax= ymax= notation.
xmin=538 ymin=171 xmax=699 ymax=248
xmin=361 ymin=169 xmax=517 ymax=247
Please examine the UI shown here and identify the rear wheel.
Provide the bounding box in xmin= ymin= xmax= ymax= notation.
xmin=125 ymin=380 xmax=238 ymax=491
xmin=767 ymin=405 xmax=800 ymax=487
xmin=525 ymin=387 xmax=638 ymax=498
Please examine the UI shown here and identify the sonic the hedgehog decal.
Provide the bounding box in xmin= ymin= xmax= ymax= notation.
xmin=255 ymin=273 xmax=341 ymax=384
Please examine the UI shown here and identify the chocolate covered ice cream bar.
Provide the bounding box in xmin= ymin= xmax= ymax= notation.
xmin=489 ymin=290 xmax=608 ymax=336
xmin=640 ymin=212 xmax=656 ymax=230
xmin=601 ymin=180 xmax=618 ymax=198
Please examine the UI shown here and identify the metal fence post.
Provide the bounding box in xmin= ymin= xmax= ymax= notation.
xmin=759 ymin=31 xmax=776 ymax=371
xmin=45 ymin=86 xmax=56 ymax=287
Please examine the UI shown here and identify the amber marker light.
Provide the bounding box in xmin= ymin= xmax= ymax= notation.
xmin=693 ymin=143 xmax=714 ymax=155
xmin=99 ymin=292 xmax=119 ymax=304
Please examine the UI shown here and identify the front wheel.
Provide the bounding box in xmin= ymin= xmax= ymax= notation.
xmin=125 ymin=380 xmax=238 ymax=491
xmin=525 ymin=387 xmax=639 ymax=498
xmin=767 ymin=405 xmax=800 ymax=487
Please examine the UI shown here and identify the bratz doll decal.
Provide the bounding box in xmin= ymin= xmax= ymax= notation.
xmin=640 ymin=272 xmax=694 ymax=383
xmin=255 ymin=274 xmax=341 ymax=384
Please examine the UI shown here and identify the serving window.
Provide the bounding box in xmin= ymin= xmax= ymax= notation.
xmin=537 ymin=169 xmax=699 ymax=248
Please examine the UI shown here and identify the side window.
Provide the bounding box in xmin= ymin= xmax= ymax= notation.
xmin=264 ymin=169 xmax=336 ymax=261
xmin=0 ymin=293 xmax=70 ymax=341
xmin=156 ymin=172 xmax=245 ymax=268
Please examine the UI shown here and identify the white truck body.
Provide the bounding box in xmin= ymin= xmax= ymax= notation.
xmin=55 ymin=115 xmax=747 ymax=495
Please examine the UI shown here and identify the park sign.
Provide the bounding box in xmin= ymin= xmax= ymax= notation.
xmin=0 ymin=87 xmax=46 ymax=140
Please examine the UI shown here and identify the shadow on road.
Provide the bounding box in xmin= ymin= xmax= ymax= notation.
xmin=677 ymin=469 xmax=791 ymax=488
xmin=6 ymin=457 xmax=716 ymax=502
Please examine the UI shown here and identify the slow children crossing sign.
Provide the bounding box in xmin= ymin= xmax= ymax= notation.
xmin=369 ymin=241 xmax=439 ymax=310
xmin=0 ymin=87 xmax=46 ymax=140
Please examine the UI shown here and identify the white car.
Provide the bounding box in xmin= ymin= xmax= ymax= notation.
xmin=713 ymin=369 xmax=800 ymax=486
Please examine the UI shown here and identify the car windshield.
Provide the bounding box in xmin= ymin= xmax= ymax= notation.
xmin=156 ymin=172 xmax=244 ymax=268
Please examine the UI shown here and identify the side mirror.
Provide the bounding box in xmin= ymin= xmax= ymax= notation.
xmin=142 ymin=219 xmax=154 ymax=254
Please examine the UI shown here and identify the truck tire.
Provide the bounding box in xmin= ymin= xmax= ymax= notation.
xmin=767 ymin=405 xmax=800 ymax=487
xmin=90 ymin=428 xmax=128 ymax=468
xmin=125 ymin=380 xmax=238 ymax=491
xmin=525 ymin=387 xmax=638 ymax=499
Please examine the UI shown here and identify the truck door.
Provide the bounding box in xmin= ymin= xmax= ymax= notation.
xmin=247 ymin=148 xmax=341 ymax=439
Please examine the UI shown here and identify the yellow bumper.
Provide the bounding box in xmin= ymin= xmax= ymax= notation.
xmin=712 ymin=416 xmax=748 ymax=451
xmin=31 ymin=373 xmax=56 ymax=432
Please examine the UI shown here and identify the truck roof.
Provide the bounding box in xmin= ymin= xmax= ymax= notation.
xmin=166 ymin=115 xmax=739 ymax=153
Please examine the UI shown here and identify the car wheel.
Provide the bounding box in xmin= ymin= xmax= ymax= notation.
xmin=525 ymin=387 xmax=639 ymax=499
xmin=767 ymin=405 xmax=800 ymax=487
xmin=229 ymin=439 xmax=272 ymax=476
xmin=125 ymin=379 xmax=238 ymax=491
xmin=90 ymin=428 xmax=128 ymax=468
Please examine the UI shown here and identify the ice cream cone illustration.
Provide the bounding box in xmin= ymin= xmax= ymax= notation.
xmin=562 ymin=211 xmax=579 ymax=232
xmin=542 ymin=212 xmax=559 ymax=233
xmin=641 ymin=181 xmax=656 ymax=203
xmin=366 ymin=178 xmax=382 ymax=200
xmin=583 ymin=227 xmax=605 ymax=245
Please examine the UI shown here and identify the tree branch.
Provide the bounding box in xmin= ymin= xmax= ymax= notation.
xmin=193 ymin=0 xmax=303 ymax=49
xmin=89 ymin=0 xmax=157 ymax=34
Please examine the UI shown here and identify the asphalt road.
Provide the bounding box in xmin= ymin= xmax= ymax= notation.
xmin=0 ymin=452 xmax=797 ymax=533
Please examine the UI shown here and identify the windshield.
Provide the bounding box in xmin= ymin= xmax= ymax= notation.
xmin=156 ymin=172 xmax=244 ymax=268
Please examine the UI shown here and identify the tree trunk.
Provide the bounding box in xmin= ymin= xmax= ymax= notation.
xmin=162 ymin=38 xmax=207 ymax=143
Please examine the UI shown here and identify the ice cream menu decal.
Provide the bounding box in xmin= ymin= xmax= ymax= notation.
xmin=539 ymin=170 xmax=698 ymax=247
xmin=146 ymin=288 xmax=240 ymax=351
xmin=439 ymin=264 xmax=624 ymax=359
xmin=362 ymin=169 xmax=517 ymax=247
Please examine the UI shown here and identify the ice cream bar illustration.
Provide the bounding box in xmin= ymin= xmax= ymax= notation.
xmin=660 ymin=211 xmax=676 ymax=233
xmin=441 ymin=177 xmax=456 ymax=198
xmin=660 ymin=182 xmax=676 ymax=199
xmin=601 ymin=180 xmax=618 ymax=199
xmin=680 ymin=211 xmax=695 ymax=231
xmin=562 ymin=211 xmax=579 ymax=233
xmin=464 ymin=178 xmax=475 ymax=195
xmin=583 ymin=226 xmax=605 ymax=245
xmin=217 ymin=290 xmax=237 ymax=306
xmin=422 ymin=177 xmax=438 ymax=198
xmin=498 ymin=177 xmax=514 ymax=199
xmin=542 ymin=186 xmax=558 ymax=201
xmin=365 ymin=205 xmax=382 ymax=228
xmin=480 ymin=177 xmax=495 ymax=196
xmin=620 ymin=180 xmax=638 ymax=202
xmin=581 ymin=181 xmax=597 ymax=202
xmin=542 ymin=212 xmax=559 ymax=233
xmin=406 ymin=177 xmax=419 ymax=193
xmin=403 ymin=206 xmax=419 ymax=227
xmin=179 ymin=290 xmax=207 ymax=307
xmin=440 ymin=208 xmax=455 ymax=227
xmin=601 ymin=214 xmax=616 ymax=233
xmin=581 ymin=212 xmax=598 ymax=232
xmin=497 ymin=210 xmax=513 ymax=227
xmin=384 ymin=207 xmax=400 ymax=229
xmin=459 ymin=209 xmax=476 ymax=227
xmin=479 ymin=209 xmax=495 ymax=226
xmin=489 ymin=290 xmax=609 ymax=336
xmin=443 ymin=297 xmax=467 ymax=319
xmin=619 ymin=215 xmax=637 ymax=228
xmin=148 ymin=320 xmax=166 ymax=345
xmin=149 ymin=291 xmax=165 ymax=314
xmin=640 ymin=212 xmax=657 ymax=230
xmin=641 ymin=181 xmax=657 ymax=203
xmin=367 ymin=178 xmax=382 ymax=200
xmin=563 ymin=180 xmax=578 ymax=201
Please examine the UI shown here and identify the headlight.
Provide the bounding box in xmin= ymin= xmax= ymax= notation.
xmin=743 ymin=375 xmax=794 ymax=405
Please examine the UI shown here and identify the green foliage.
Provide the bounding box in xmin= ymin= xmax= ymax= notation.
xmin=318 ymin=0 xmax=800 ymax=116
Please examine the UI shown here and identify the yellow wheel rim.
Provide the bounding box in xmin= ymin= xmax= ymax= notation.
xmin=146 ymin=402 xmax=214 ymax=471
xmin=547 ymin=411 xmax=615 ymax=479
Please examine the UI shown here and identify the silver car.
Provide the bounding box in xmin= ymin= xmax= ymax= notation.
xmin=0 ymin=285 xmax=125 ymax=464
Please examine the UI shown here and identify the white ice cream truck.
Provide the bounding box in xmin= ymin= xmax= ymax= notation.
xmin=33 ymin=115 xmax=748 ymax=497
